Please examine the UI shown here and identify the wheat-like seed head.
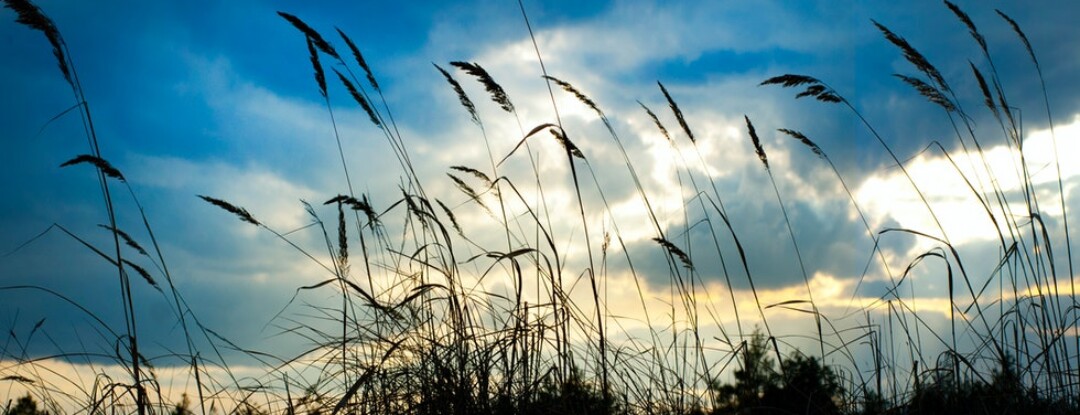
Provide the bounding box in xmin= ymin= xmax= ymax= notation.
xmin=334 ymin=68 xmax=380 ymax=127
xmin=944 ymin=1 xmax=986 ymax=53
xmin=98 ymin=224 xmax=148 ymax=256
xmin=658 ymin=81 xmax=695 ymax=143
xmin=451 ymin=61 xmax=515 ymax=113
xmin=122 ymin=259 xmax=160 ymax=292
xmin=653 ymin=237 xmax=693 ymax=270
xmin=60 ymin=154 xmax=126 ymax=182
xmin=434 ymin=63 xmax=479 ymax=125
xmin=277 ymin=11 xmax=339 ymax=59
xmin=638 ymin=101 xmax=671 ymax=143
xmin=893 ymin=74 xmax=955 ymax=112
xmin=872 ymin=20 xmax=950 ymax=93
xmin=760 ymin=75 xmax=843 ymax=103
xmin=777 ymin=129 xmax=824 ymax=159
xmin=306 ymin=37 xmax=327 ymax=98
xmin=744 ymin=115 xmax=768 ymax=171
xmin=335 ymin=27 xmax=379 ymax=91
xmin=544 ymin=75 xmax=604 ymax=122
xmin=3 ymin=0 xmax=70 ymax=84
xmin=435 ymin=199 xmax=463 ymax=235
xmin=968 ymin=63 xmax=997 ymax=115
xmin=198 ymin=195 xmax=260 ymax=226
xmin=996 ymin=9 xmax=1037 ymax=68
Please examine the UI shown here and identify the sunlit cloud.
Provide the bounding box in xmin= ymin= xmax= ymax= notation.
xmin=855 ymin=115 xmax=1080 ymax=247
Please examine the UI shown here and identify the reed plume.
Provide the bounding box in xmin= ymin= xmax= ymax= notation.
xmin=3 ymin=0 xmax=69 ymax=84
xmin=59 ymin=154 xmax=126 ymax=182
xmin=658 ymin=82 xmax=694 ymax=142
xmin=198 ymin=195 xmax=260 ymax=226
xmin=451 ymin=61 xmax=515 ymax=113
xmin=336 ymin=27 xmax=380 ymax=91
xmin=277 ymin=11 xmax=339 ymax=59
xmin=434 ymin=63 xmax=479 ymax=125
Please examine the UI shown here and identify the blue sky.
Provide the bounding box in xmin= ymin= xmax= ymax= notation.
xmin=3 ymin=0 xmax=1080 ymax=392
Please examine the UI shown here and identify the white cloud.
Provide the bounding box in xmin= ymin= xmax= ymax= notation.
xmin=855 ymin=114 xmax=1080 ymax=247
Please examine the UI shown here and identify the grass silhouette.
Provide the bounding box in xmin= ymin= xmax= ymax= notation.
xmin=2 ymin=1 xmax=1079 ymax=414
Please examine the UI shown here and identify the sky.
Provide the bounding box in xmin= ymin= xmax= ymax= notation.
xmin=3 ymin=0 xmax=1080 ymax=403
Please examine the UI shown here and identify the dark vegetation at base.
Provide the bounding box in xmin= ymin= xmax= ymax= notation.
xmin=3 ymin=0 xmax=1080 ymax=414
xmin=7 ymin=346 xmax=1077 ymax=415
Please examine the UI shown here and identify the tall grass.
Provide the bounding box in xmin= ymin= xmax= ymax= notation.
xmin=2 ymin=1 xmax=1078 ymax=414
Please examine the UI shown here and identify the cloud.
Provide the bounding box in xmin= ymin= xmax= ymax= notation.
xmin=855 ymin=115 xmax=1080 ymax=248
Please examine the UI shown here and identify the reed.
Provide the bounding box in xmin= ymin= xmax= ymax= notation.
xmin=3 ymin=1 xmax=1078 ymax=414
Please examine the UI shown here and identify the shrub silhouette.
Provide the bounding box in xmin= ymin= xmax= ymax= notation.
xmin=904 ymin=355 xmax=1075 ymax=415
xmin=523 ymin=367 xmax=619 ymax=415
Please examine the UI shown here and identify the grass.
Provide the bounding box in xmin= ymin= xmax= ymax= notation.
xmin=2 ymin=0 xmax=1079 ymax=414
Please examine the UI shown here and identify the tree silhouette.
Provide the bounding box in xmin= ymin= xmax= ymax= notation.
xmin=713 ymin=330 xmax=777 ymax=412
xmin=7 ymin=394 xmax=49 ymax=415
xmin=711 ymin=330 xmax=843 ymax=414
xmin=769 ymin=352 xmax=842 ymax=415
